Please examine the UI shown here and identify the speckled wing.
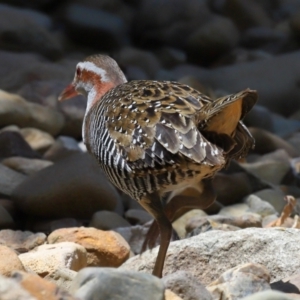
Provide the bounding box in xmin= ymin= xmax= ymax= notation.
xmin=104 ymin=80 xmax=225 ymax=172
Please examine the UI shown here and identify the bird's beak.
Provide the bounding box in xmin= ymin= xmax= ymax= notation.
xmin=58 ymin=83 xmax=78 ymax=101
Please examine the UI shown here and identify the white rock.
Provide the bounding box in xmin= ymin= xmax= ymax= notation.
xmin=19 ymin=242 xmax=87 ymax=276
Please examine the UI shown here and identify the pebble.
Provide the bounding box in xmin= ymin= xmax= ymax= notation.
xmin=218 ymin=203 xmax=250 ymax=217
xmin=0 ymin=205 xmax=14 ymax=229
xmin=0 ymin=245 xmax=25 ymax=276
xmin=71 ymin=268 xmax=165 ymax=300
xmin=242 ymin=290 xmax=297 ymax=300
xmin=207 ymin=263 xmax=271 ymax=300
xmin=121 ymin=228 xmax=300 ymax=284
xmin=163 ymin=271 xmax=213 ymax=300
xmin=19 ymin=242 xmax=87 ymax=276
xmin=48 ymin=227 xmax=130 ymax=267
xmin=12 ymin=153 xmax=119 ymax=219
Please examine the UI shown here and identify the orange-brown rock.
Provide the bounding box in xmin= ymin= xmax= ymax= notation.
xmin=165 ymin=289 xmax=183 ymax=300
xmin=48 ymin=227 xmax=130 ymax=267
xmin=0 ymin=245 xmax=25 ymax=276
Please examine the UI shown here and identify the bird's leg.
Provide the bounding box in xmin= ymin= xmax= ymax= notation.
xmin=139 ymin=192 xmax=173 ymax=278
xmin=141 ymin=180 xmax=216 ymax=252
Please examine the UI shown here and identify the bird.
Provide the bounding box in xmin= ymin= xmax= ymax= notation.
xmin=59 ymin=54 xmax=257 ymax=278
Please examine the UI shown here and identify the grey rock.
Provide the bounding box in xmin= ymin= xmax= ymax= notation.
xmin=121 ymin=228 xmax=300 ymax=285
xmin=64 ymin=4 xmax=129 ymax=51
xmin=2 ymin=157 xmax=53 ymax=175
xmin=253 ymin=189 xmax=286 ymax=214
xmin=208 ymin=263 xmax=270 ymax=300
xmin=12 ymin=152 xmax=119 ymax=219
xmin=0 ymin=131 xmax=40 ymax=160
xmin=117 ymin=47 xmax=161 ymax=77
xmin=242 ymin=290 xmax=296 ymax=300
xmin=172 ymin=51 xmax=300 ymax=116
xmin=0 ymin=4 xmax=62 ymax=59
xmin=90 ymin=210 xmax=131 ymax=230
xmin=249 ymin=128 xmax=299 ymax=157
xmin=45 ymin=268 xmax=77 ymax=292
xmin=71 ymin=267 xmax=165 ymax=300
xmin=224 ymin=0 xmax=272 ymax=30
xmin=187 ymin=16 xmax=239 ymax=64
xmin=0 ymin=229 xmax=46 ymax=253
xmin=0 ymin=163 xmax=26 ymax=197
xmin=163 ymin=271 xmax=213 ymax=300
xmin=245 ymin=194 xmax=278 ymax=216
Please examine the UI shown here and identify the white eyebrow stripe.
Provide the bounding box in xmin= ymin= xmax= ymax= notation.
xmin=77 ymin=61 xmax=109 ymax=82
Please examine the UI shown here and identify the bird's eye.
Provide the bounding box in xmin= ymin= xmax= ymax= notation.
xmin=76 ymin=68 xmax=81 ymax=77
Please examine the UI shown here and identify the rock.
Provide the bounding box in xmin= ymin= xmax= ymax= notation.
xmin=63 ymin=4 xmax=129 ymax=50
xmin=121 ymin=228 xmax=300 ymax=284
xmin=12 ymin=271 xmax=76 ymax=299
xmin=125 ymin=209 xmax=153 ymax=225
xmin=156 ymin=47 xmax=186 ymax=69
xmin=219 ymin=203 xmax=250 ymax=217
xmin=0 ymin=199 xmax=15 ymax=218
xmin=0 ymin=163 xmax=26 ymax=197
xmin=0 ymin=245 xmax=25 ymax=276
xmin=249 ymin=128 xmax=299 ymax=157
xmin=212 ymin=172 xmax=253 ymax=205
xmin=19 ymin=242 xmax=87 ymax=276
xmin=134 ymin=0 xmax=212 ymax=48
xmin=242 ymin=290 xmax=297 ymax=300
xmin=241 ymin=160 xmax=291 ymax=185
xmin=187 ymin=16 xmax=239 ymax=64
xmin=245 ymin=195 xmax=278 ymax=216
xmin=0 ymin=90 xmax=65 ymax=136
xmin=0 ymin=205 xmax=14 ymax=229
xmin=0 ymin=131 xmax=40 ymax=160
xmin=114 ymin=224 xmax=149 ymax=255
xmin=172 ymin=51 xmax=300 ymax=117
xmin=207 ymin=263 xmax=271 ymax=299
xmin=253 ymin=189 xmax=286 ymax=214
xmin=2 ymin=157 xmax=53 ymax=175
xmin=172 ymin=209 xmax=207 ymax=238
xmin=0 ymin=274 xmax=36 ymax=299
xmin=45 ymin=268 xmax=77 ymax=292
xmin=90 ymin=210 xmax=131 ymax=230
xmin=0 ymin=4 xmax=62 ymax=59
xmin=162 ymin=271 xmax=213 ymax=300
xmin=47 ymin=227 xmax=130 ymax=267
xmin=0 ymin=229 xmax=46 ymax=253
xmin=224 ymin=0 xmax=272 ymax=30
xmin=116 ymin=47 xmax=161 ymax=77
xmin=186 ymin=213 xmax=262 ymax=234
xmin=71 ymin=267 xmax=165 ymax=300
xmin=12 ymin=153 xmax=119 ymax=219
xmin=20 ymin=128 xmax=55 ymax=153
xmin=245 ymin=105 xmax=274 ymax=132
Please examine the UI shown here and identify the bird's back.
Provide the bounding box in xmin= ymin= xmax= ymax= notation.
xmin=84 ymin=80 xmax=257 ymax=200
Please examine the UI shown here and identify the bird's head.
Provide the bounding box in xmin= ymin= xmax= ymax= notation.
xmin=58 ymin=54 xmax=127 ymax=104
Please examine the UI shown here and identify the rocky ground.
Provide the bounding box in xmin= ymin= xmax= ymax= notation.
xmin=1 ymin=0 xmax=300 ymax=299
